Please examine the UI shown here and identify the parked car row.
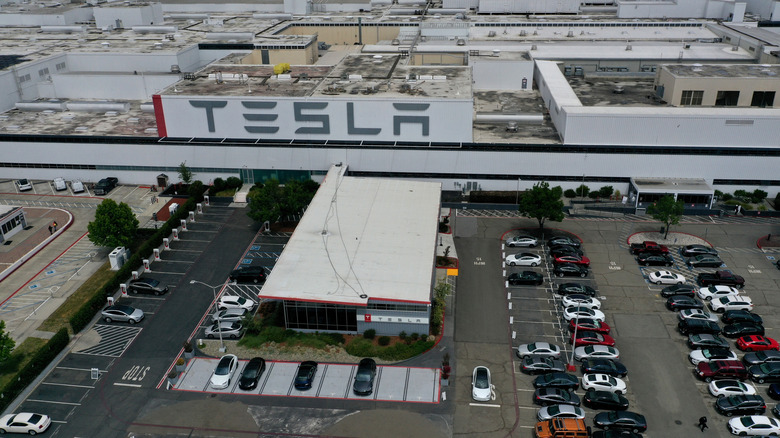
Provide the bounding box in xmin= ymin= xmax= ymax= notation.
xmin=13 ymin=177 xmax=96 ymax=194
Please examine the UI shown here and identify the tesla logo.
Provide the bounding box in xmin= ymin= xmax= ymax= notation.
xmin=364 ymin=314 xmax=372 ymax=322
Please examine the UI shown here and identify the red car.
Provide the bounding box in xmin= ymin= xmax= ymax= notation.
xmin=554 ymin=254 xmax=591 ymax=267
xmin=569 ymin=318 xmax=611 ymax=335
xmin=737 ymin=335 xmax=780 ymax=352
xmin=571 ymin=330 xmax=616 ymax=347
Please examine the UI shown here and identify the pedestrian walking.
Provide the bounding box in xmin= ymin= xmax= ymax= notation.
xmin=48 ymin=225 xmax=53 ymax=235
xmin=52 ymin=221 xmax=58 ymax=232
xmin=698 ymin=416 xmax=708 ymax=432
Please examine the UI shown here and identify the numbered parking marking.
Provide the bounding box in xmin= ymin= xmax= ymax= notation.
xmin=608 ymin=261 xmax=622 ymax=270
xmin=122 ymin=365 xmax=151 ymax=382
xmin=474 ymin=257 xmax=485 ymax=266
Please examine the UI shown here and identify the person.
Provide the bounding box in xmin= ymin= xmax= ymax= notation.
xmin=52 ymin=221 xmax=58 ymax=232
xmin=48 ymin=225 xmax=53 ymax=235
xmin=699 ymin=416 xmax=708 ymax=432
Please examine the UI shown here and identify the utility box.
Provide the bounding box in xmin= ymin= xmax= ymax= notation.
xmin=169 ymin=203 xmax=178 ymax=216
xmin=109 ymin=246 xmax=129 ymax=270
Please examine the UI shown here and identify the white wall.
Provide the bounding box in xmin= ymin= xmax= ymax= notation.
xmin=94 ymin=3 xmax=164 ymax=28
xmin=617 ymin=0 xmax=733 ymax=18
xmin=45 ymin=74 xmax=179 ymax=99
xmin=743 ymin=0 xmax=780 ymax=19
xmin=160 ymin=3 xmax=283 ymax=13
xmin=478 ymin=0 xmax=580 ymax=14
xmin=64 ymin=52 xmax=187 ymax=73
xmin=443 ymin=0 xmax=479 ymax=8
xmin=471 ymin=59 xmax=533 ymax=91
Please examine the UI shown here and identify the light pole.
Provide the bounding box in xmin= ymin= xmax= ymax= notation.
xmin=190 ymin=280 xmax=225 ymax=353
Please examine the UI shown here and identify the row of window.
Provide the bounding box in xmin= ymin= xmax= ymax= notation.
xmin=1 ymin=213 xmax=23 ymax=236
xmin=367 ymin=302 xmax=429 ymax=312
xmin=284 ymin=301 xmax=357 ymax=332
xmin=681 ymin=90 xmax=775 ymax=107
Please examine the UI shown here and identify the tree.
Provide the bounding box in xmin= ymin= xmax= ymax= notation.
xmin=598 ymin=185 xmax=614 ymax=198
xmin=518 ymin=182 xmax=565 ymax=229
xmin=247 ymin=179 xmax=319 ymax=224
xmin=0 ymin=320 xmax=15 ymax=363
xmin=575 ymin=184 xmax=590 ymax=198
xmin=178 ymin=161 xmax=193 ymax=184
xmin=87 ymin=199 xmax=139 ymax=248
xmin=647 ymin=195 xmax=684 ymax=239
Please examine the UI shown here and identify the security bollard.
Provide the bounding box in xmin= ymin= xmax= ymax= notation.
xmin=163 ymin=238 xmax=170 ymax=250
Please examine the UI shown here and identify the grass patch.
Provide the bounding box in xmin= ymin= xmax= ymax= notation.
xmin=215 ymin=188 xmax=237 ymax=197
xmin=37 ymin=261 xmax=114 ymax=332
xmin=238 ymin=326 xmax=344 ymax=350
xmin=0 ymin=337 xmax=47 ymax=388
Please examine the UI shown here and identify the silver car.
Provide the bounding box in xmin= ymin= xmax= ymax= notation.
xmin=101 ymin=304 xmax=144 ymax=324
xmin=211 ymin=308 xmax=249 ymax=323
xmin=205 ymin=321 xmax=244 ymax=339
xmin=505 ymin=235 xmax=538 ymax=248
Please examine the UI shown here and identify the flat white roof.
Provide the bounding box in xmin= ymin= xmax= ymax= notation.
xmin=259 ymin=165 xmax=441 ymax=306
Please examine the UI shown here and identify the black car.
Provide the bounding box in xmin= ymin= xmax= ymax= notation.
xmin=749 ymin=362 xmax=780 ymax=384
xmin=557 ymin=283 xmax=597 ymax=297
xmin=687 ymin=255 xmax=724 ymax=268
xmin=722 ymin=310 xmax=763 ymax=325
xmin=635 ymin=253 xmax=674 ymax=267
xmin=768 ymin=383 xmax=780 ymax=400
xmin=93 ymin=176 xmax=118 ymax=195
xmin=581 ymin=359 xmax=628 ymax=378
xmin=593 ymin=411 xmax=647 ymax=433
xmin=229 ymin=266 xmax=267 ymax=284
xmin=744 ymin=351 xmax=780 ymax=367
xmin=508 ymin=271 xmax=544 ymax=286
xmin=682 ymin=244 xmax=719 ymax=257
xmin=715 ymin=394 xmax=766 ymax=416
xmin=522 ymin=356 xmax=566 ymax=375
xmin=666 ymin=295 xmax=705 ymax=311
xmin=661 ymin=284 xmax=697 ymax=298
xmin=238 ymin=357 xmax=266 ymax=390
xmin=532 ymin=372 xmax=580 ymax=391
xmin=533 ymin=387 xmax=581 ymax=407
xmin=688 ymin=334 xmax=730 ymax=350
xmin=553 ymin=263 xmax=588 ymax=278
xmin=128 ymin=278 xmax=169 ymax=295
xmin=549 ymin=244 xmax=584 ymax=257
xmin=591 ymin=431 xmax=643 ymax=438
xmin=353 ymin=358 xmax=377 ymax=395
xmin=678 ymin=319 xmax=721 ymax=336
xmin=722 ymin=322 xmax=765 ymax=338
xmin=294 ymin=361 xmax=318 ymax=390
xmin=583 ymin=389 xmax=629 ymax=411
xmin=547 ymin=236 xmax=582 ymax=248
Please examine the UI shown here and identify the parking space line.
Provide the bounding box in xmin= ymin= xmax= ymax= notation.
xmin=154 ymin=260 xmax=193 ymax=263
xmin=512 ymin=320 xmax=557 ymax=325
xmin=371 ymin=367 xmax=382 ymax=400
xmin=179 ymin=239 xmax=212 ymax=243
xmin=41 ymin=382 xmax=94 ymax=389
xmin=258 ymin=362 xmax=274 ymax=393
xmin=114 ymin=383 xmax=142 ymax=388
xmin=314 ymin=364 xmax=329 ymax=396
xmin=26 ymin=399 xmax=81 ymax=406
xmin=469 ymin=403 xmax=501 ymax=408
xmin=402 ymin=368 xmax=411 ymax=401
xmin=145 ymin=271 xmax=186 ymax=275
xmin=166 ymin=249 xmax=203 ymax=253
xmin=56 ymin=366 xmax=108 ymax=372
xmin=126 ymin=296 xmax=166 ymax=301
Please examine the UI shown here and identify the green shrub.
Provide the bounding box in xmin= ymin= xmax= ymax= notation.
xmin=775 ymin=192 xmax=780 ymax=210
xmin=752 ymin=189 xmax=768 ymax=204
xmin=399 ymin=331 xmax=407 ymax=340
xmin=734 ymin=190 xmax=750 ymax=201
xmin=378 ymin=336 xmax=391 ymax=346
xmin=376 ymin=340 xmax=435 ymax=361
xmin=758 ymin=205 xmax=767 ymax=211
xmin=598 ymin=186 xmax=614 ymax=198
xmin=564 ymin=189 xmax=577 ymax=198
xmin=588 ymin=191 xmax=600 ymax=199
xmin=410 ymin=333 xmax=419 ymax=341
xmin=346 ymin=338 xmax=377 ymax=357
xmin=721 ymin=192 xmax=733 ymax=201
xmin=575 ymin=184 xmax=590 ymax=197
xmin=325 ymin=333 xmax=345 ymax=344
xmin=363 ymin=329 xmax=376 ymax=340
xmin=212 ymin=178 xmax=226 ymax=193
xmin=226 ymin=176 xmax=243 ymax=189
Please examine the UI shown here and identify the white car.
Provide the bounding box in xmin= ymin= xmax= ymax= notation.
xmin=574 ymin=345 xmax=620 ymax=362
xmin=71 ymin=180 xmax=85 ymax=193
xmin=0 ymin=413 xmax=51 ymax=435
xmin=648 ymin=270 xmax=686 ymax=285
xmin=677 ymin=309 xmax=718 ymax=323
xmin=708 ymin=379 xmax=757 ymax=398
xmin=505 ymin=252 xmax=542 ymax=267
xmin=537 ymin=404 xmax=585 ymax=421
xmin=516 ymin=342 xmax=561 ymax=359
xmin=563 ymin=306 xmax=606 ymax=323
xmin=211 ymin=308 xmax=249 ymax=323
xmin=728 ymin=415 xmax=780 ymax=436
xmin=710 ymin=295 xmax=753 ymax=313
xmin=472 ymin=366 xmax=492 ymax=401
xmin=53 ymin=177 xmax=67 ymax=191
xmin=561 ymin=294 xmax=602 ymax=310
xmin=505 ymin=235 xmax=538 ymax=248
xmin=209 ymin=354 xmax=238 ymax=389
xmin=689 ymin=348 xmax=738 ymax=365
xmin=15 ymin=179 xmax=32 ymax=192
xmin=697 ymin=285 xmax=740 ymax=301
xmin=217 ymin=295 xmax=257 ymax=311
xmin=581 ymin=373 xmax=627 ymax=394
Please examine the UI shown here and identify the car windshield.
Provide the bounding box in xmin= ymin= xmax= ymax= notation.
xmin=28 ymin=414 xmax=42 ymax=423
xmin=607 ymin=376 xmax=617 ymax=385
xmin=19 ymin=179 xmax=28 ymax=184
xmin=215 ymin=358 xmax=232 ymax=375
xmin=547 ymin=405 xmax=560 ymax=416
xmin=725 ymin=396 xmax=745 ymax=407
xmin=236 ymin=297 xmax=247 ymax=305
xmin=740 ymin=417 xmax=756 ymax=427
xmin=475 ymin=369 xmax=489 ymax=388
xmin=143 ymin=279 xmax=160 ymax=287
xmin=245 ymin=362 xmax=261 ymax=376
xmin=356 ymin=371 xmax=373 ymax=382
xmin=297 ymin=366 xmax=312 ymax=379
xmin=760 ymin=363 xmax=773 ymax=373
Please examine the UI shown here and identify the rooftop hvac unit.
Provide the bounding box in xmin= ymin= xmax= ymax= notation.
xmin=171 ymin=65 xmax=181 ymax=73
xmin=626 ymin=43 xmax=632 ymax=51
xmin=683 ymin=44 xmax=691 ymax=49
xmin=488 ymin=31 xmax=496 ymax=37
xmin=519 ymin=30 xmax=526 ymax=36
xmin=456 ymin=38 xmax=465 ymax=46
xmin=506 ymin=122 xmax=518 ymax=132
xmin=391 ymin=39 xmax=400 ymax=45
xmin=567 ymin=30 xmax=574 ymax=37
xmin=492 ymin=49 xmax=500 ymax=57
xmin=613 ymin=85 xmax=624 ymax=94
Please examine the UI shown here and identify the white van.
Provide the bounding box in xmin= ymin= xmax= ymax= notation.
xmin=53 ymin=177 xmax=67 ymax=191
xmin=71 ymin=180 xmax=85 ymax=193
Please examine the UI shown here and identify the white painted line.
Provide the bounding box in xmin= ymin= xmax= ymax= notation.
xmin=41 ymin=382 xmax=94 ymax=389
xmin=114 ymin=382 xmax=143 ymax=388
xmin=510 ymin=316 xmax=514 ymax=324
xmin=516 ymin=388 xmax=535 ymax=392
xmin=442 ymin=392 xmax=446 ymax=401
xmin=126 ymin=296 xmax=166 ymax=301
xmin=508 ymin=302 xmax=512 ymax=310
xmin=512 ymin=320 xmax=558 ymax=325
xmin=51 ymin=420 xmax=68 ymax=424
xmin=469 ymin=403 xmax=501 ymax=408
xmin=55 ymin=366 xmax=108 ymax=372
xmin=26 ymin=399 xmax=81 ymax=406
xmin=518 ymin=405 xmax=537 ymax=410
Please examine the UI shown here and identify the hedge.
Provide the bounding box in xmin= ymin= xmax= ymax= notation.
xmin=0 ymin=328 xmax=69 ymax=412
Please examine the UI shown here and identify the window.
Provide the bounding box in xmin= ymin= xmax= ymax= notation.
xmin=680 ymin=90 xmax=703 ymax=106
xmin=18 ymin=73 xmax=31 ymax=83
xmin=55 ymin=62 xmax=66 ymax=71
xmin=38 ymin=67 xmax=49 ymax=77
xmin=751 ymin=91 xmax=775 ymax=108
xmin=715 ymin=91 xmax=739 ymax=106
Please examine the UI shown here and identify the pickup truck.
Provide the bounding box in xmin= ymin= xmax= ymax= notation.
xmin=697 ymin=270 xmax=745 ymax=289
xmin=93 ymin=177 xmax=118 ymax=195
xmin=630 ymin=241 xmax=669 ymax=255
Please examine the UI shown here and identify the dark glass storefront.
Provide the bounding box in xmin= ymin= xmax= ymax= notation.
xmin=284 ymin=301 xmax=357 ymax=332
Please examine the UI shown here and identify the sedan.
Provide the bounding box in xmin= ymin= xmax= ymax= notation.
xmin=635 ymin=253 xmax=674 ymax=267
xmin=533 ymin=373 xmax=580 ymax=391
xmin=698 ymin=285 xmax=741 ymax=301
xmin=711 ymin=295 xmax=754 ymax=313
xmin=661 ymin=284 xmax=697 ymax=298
xmin=229 ymin=266 xmax=267 ymax=284
xmin=722 ymin=310 xmax=763 ymax=325
xmin=533 ymin=387 xmax=581 ymax=407
xmin=217 ymin=295 xmax=257 ymax=311
xmin=592 ymin=431 xmax=643 ymax=438
xmin=209 ymin=354 xmax=238 ymax=389
xmin=505 ymin=235 xmax=538 ymax=247
xmin=571 ymin=331 xmax=616 ymax=348
xmin=690 ymin=348 xmax=738 ymax=365
xmin=554 ymin=254 xmax=590 ymax=266
xmin=666 ymin=295 xmax=705 ymax=311
xmin=593 ymin=411 xmax=647 ymax=433
xmin=211 ymin=308 xmax=249 ymax=323
xmin=649 ymin=270 xmax=686 ymax=285
xmin=505 ymin=252 xmax=542 ymax=267
xmin=354 ymin=358 xmax=378 ymax=396
xmin=678 ymin=308 xmax=719 ymax=323
xmin=723 ymin=322 xmax=765 ymax=338
xmin=688 ymin=254 xmax=724 ymax=268
xmin=521 ymin=356 xmax=566 ymax=375
xmin=709 ymin=379 xmax=757 ymax=398
xmin=101 ymin=304 xmax=144 ymax=324
xmin=238 ymin=357 xmax=266 ymax=390
xmin=517 ymin=342 xmax=562 ymax=359
xmin=561 ymin=294 xmax=601 ymax=309
xmin=563 ymin=307 xmax=605 ymax=322
xmin=472 ymin=366 xmax=492 ymax=401
xmin=581 ymin=359 xmax=627 ymax=378
xmin=14 ymin=178 xmax=32 ymax=192
xmin=537 ymin=404 xmax=585 ymax=421
xmin=204 ymin=321 xmax=244 ymax=339
xmin=744 ymin=351 xmax=780 ymax=367
xmin=716 ymin=395 xmax=767 ymax=417
xmin=737 ymin=335 xmax=779 ymax=352
xmin=294 ymin=361 xmax=318 ymax=390
xmin=727 ymin=415 xmax=780 ymax=436
xmin=688 ymin=334 xmax=730 ymax=350
xmin=547 ymin=236 xmax=582 ymax=248
xmin=574 ymin=345 xmax=620 ymax=362
xmin=581 ymin=374 xmax=627 ymax=394
xmin=128 ymin=277 xmax=169 ymax=295
xmin=569 ymin=318 xmax=611 ymax=335
xmin=0 ymin=413 xmax=51 ymax=435
xmin=769 ymin=384 xmax=780 ymax=400
xmin=557 ymin=283 xmax=596 ymax=297
xmin=508 ymin=271 xmax=544 ymax=286
xmin=750 ymin=363 xmax=780 ymax=384
xmin=553 ymin=263 xmax=589 ymax=278
xmin=583 ymin=389 xmax=629 ymax=411
xmin=682 ymin=244 xmax=719 ymax=257
xmin=550 ymin=245 xmax=584 ymax=257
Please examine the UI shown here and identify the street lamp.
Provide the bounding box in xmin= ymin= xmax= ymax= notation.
xmin=190 ymin=280 xmax=226 ymax=353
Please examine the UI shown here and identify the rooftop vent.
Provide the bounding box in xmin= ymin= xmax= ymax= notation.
xmin=613 ymin=85 xmax=624 ymax=94
xmin=567 ymin=30 xmax=574 ymax=37
xmin=487 ymin=31 xmax=496 ymax=37
xmin=626 ymin=43 xmax=632 ymax=51
xmin=456 ymin=38 xmax=465 ymax=46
